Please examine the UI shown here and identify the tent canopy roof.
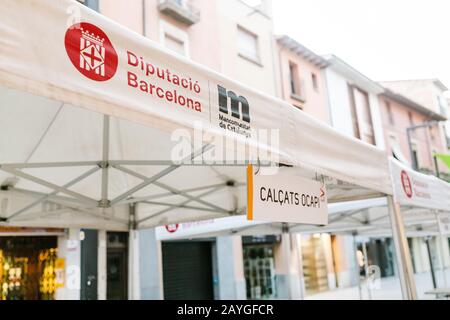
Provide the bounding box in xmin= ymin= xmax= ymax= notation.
xmin=0 ymin=0 xmax=391 ymax=230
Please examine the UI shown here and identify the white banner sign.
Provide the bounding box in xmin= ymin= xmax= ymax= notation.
xmin=155 ymin=220 xmax=216 ymax=240
xmin=0 ymin=0 xmax=393 ymax=196
xmin=390 ymin=158 xmax=450 ymax=211
xmin=247 ymin=166 xmax=328 ymax=225
xmin=437 ymin=212 xmax=450 ymax=235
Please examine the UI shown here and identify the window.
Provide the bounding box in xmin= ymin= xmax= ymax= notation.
xmin=437 ymin=96 xmax=448 ymax=116
xmin=385 ymin=101 xmax=394 ymax=125
xmin=408 ymin=111 xmax=416 ymax=138
xmin=160 ymin=21 xmax=189 ymax=57
xmin=243 ymin=244 xmax=276 ymax=299
xmin=164 ymin=33 xmax=185 ymax=56
xmin=411 ymin=142 xmax=420 ymax=169
xmin=311 ymin=73 xmax=319 ymax=92
xmin=389 ymin=134 xmax=410 ymax=165
xmin=77 ymin=0 xmax=98 ymax=11
xmin=289 ymin=62 xmax=300 ymax=95
xmin=349 ymin=85 xmax=375 ymax=145
xmin=429 ymin=125 xmax=436 ymax=141
xmin=237 ymin=26 xmax=260 ymax=64
xmin=408 ymin=111 xmax=414 ymax=126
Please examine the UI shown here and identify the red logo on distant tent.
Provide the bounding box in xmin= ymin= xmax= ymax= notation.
xmin=400 ymin=170 xmax=413 ymax=198
xmin=65 ymin=23 xmax=118 ymax=81
xmin=165 ymin=224 xmax=179 ymax=233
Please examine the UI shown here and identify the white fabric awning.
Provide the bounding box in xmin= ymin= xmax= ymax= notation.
xmin=0 ymin=0 xmax=392 ymax=230
xmin=155 ymin=160 xmax=450 ymax=239
xmin=156 ymin=197 xmax=446 ymax=240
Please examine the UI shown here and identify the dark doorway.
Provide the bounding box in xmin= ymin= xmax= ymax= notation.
xmin=106 ymin=232 xmax=128 ymax=300
xmin=80 ymin=229 xmax=98 ymax=300
xmin=365 ymin=238 xmax=395 ymax=278
xmin=162 ymin=241 xmax=214 ymax=300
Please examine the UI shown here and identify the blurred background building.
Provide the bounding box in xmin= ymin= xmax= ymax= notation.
xmin=1 ymin=0 xmax=449 ymax=300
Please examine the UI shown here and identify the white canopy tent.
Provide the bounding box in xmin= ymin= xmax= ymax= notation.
xmin=0 ymin=0 xmax=418 ymax=299
xmin=0 ymin=0 xmax=391 ymax=230
xmin=156 ymin=159 xmax=450 ymax=300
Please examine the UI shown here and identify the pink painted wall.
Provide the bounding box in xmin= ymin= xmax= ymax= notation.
xmin=277 ymin=46 xmax=330 ymax=124
xmin=99 ymin=0 xmax=221 ymax=72
xmin=379 ymin=96 xmax=447 ymax=171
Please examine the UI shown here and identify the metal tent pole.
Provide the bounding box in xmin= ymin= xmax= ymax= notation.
xmin=387 ymin=195 xmax=417 ymax=300
xmin=100 ymin=115 xmax=110 ymax=208
xmin=362 ymin=239 xmax=372 ymax=300
xmin=352 ymin=233 xmax=363 ymax=300
xmin=425 ymin=236 xmax=437 ymax=289
xmin=435 ymin=211 xmax=449 ymax=287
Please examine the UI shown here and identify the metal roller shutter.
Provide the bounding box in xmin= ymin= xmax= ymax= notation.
xmin=162 ymin=241 xmax=214 ymax=300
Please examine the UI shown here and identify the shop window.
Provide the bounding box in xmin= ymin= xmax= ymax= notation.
xmin=301 ymin=235 xmax=330 ymax=293
xmin=0 ymin=237 xmax=57 ymax=300
xmin=243 ymin=245 xmax=276 ymax=299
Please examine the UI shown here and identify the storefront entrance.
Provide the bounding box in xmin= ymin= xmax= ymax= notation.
xmin=243 ymin=236 xmax=278 ymax=300
xmin=107 ymin=232 xmax=128 ymax=300
xmin=162 ymin=241 xmax=214 ymax=300
xmin=0 ymin=236 xmax=57 ymax=300
xmin=364 ymin=238 xmax=395 ymax=278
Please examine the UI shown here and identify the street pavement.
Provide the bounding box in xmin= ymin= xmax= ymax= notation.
xmin=305 ymin=268 xmax=450 ymax=300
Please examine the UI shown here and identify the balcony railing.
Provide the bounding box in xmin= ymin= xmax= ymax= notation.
xmin=158 ymin=0 xmax=200 ymax=26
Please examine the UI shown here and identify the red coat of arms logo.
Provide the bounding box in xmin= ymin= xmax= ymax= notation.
xmin=165 ymin=224 xmax=179 ymax=233
xmin=400 ymin=170 xmax=413 ymax=198
xmin=65 ymin=22 xmax=118 ymax=81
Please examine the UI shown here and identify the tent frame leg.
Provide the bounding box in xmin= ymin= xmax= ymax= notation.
xmin=387 ymin=195 xmax=418 ymax=300
xmin=100 ymin=115 xmax=110 ymax=208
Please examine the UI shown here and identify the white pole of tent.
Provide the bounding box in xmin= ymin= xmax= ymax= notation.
xmin=352 ymin=234 xmax=363 ymax=300
xmin=361 ymin=239 xmax=372 ymax=300
xmin=281 ymin=231 xmax=293 ymax=299
xmin=435 ymin=211 xmax=448 ymax=287
xmin=100 ymin=115 xmax=110 ymax=208
xmin=97 ymin=230 xmax=107 ymax=300
xmin=438 ymin=236 xmax=448 ymax=287
xmin=387 ymin=195 xmax=417 ymax=300
xmin=294 ymin=234 xmax=306 ymax=300
xmin=128 ymin=204 xmax=140 ymax=300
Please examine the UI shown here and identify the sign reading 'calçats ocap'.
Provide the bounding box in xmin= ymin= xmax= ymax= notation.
xmin=247 ymin=166 xmax=328 ymax=225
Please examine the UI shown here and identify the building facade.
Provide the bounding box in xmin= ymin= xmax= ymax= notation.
xmin=380 ymin=79 xmax=450 ymax=169
xmin=5 ymin=0 xmax=446 ymax=300
xmin=378 ymin=89 xmax=447 ymax=173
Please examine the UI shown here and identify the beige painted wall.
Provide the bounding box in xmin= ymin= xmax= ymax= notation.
xmin=99 ymin=0 xmax=276 ymax=94
xmin=277 ymin=46 xmax=330 ymax=123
